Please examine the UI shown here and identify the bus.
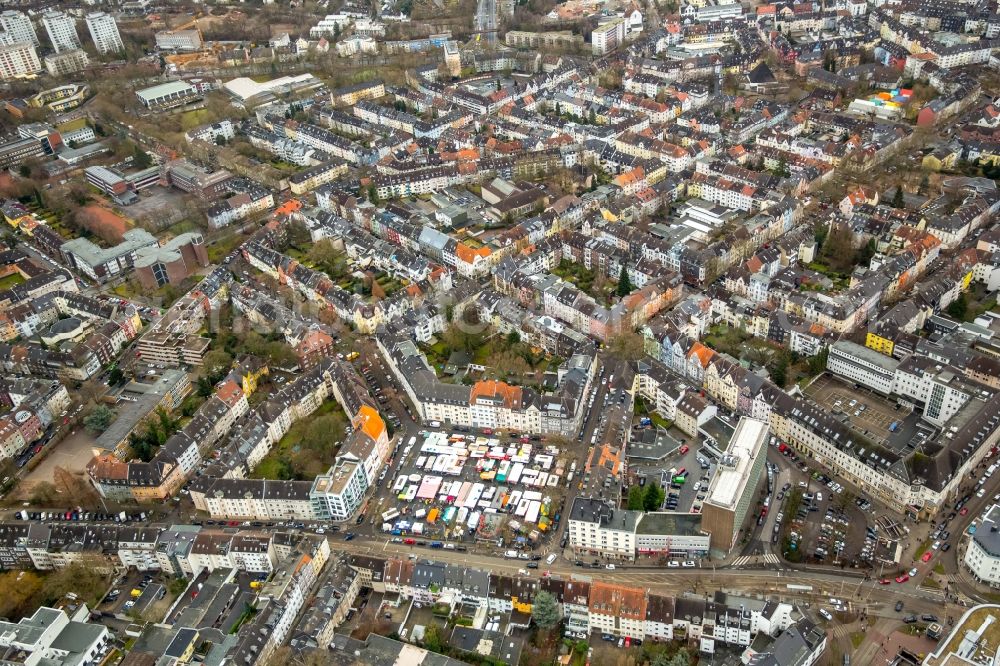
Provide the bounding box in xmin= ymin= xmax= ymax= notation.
xmin=382 ymin=508 xmax=401 ymax=522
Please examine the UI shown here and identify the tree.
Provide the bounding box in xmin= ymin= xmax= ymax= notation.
xmin=722 ymin=71 xmax=740 ymax=95
xmin=41 ymin=563 xmax=108 ymax=607
xmin=856 ymin=238 xmax=877 ymax=267
xmin=607 ymin=329 xmax=645 ymax=361
xmin=131 ymin=145 xmax=152 ymax=170
xmin=891 ymin=186 xmax=905 ymax=208
xmin=820 ymin=223 xmax=857 ymax=273
xmin=301 ymin=650 xmax=333 ymax=666
xmin=814 ymin=223 xmax=828 ymax=248
xmin=616 ymin=265 xmax=633 ymax=297
xmin=807 ymin=345 xmax=829 ymax=375
xmin=774 ymin=157 xmax=790 ymax=178
xmin=627 ymin=485 xmax=644 ymax=510
xmin=668 ymin=648 xmax=692 ymax=666
xmin=201 ymin=349 xmax=234 ymax=379
xmin=947 ymin=294 xmax=968 ymax=320
xmin=769 ymin=352 xmax=790 ymax=387
xmin=30 ymin=481 xmax=58 ymax=505
xmin=643 ymin=482 xmax=665 ymax=511
xmin=652 ymin=654 xmax=672 ymax=666
xmin=264 ymin=646 xmax=294 ymax=666
xmin=107 ymin=366 xmax=125 ymax=386
xmin=286 ymin=220 xmax=312 ymax=248
xmin=83 ymin=405 xmax=115 ymax=434
xmin=0 ymin=570 xmax=43 ymax=619
xmin=421 ymin=624 xmax=445 ymax=653
xmin=531 ymin=590 xmax=560 ymax=633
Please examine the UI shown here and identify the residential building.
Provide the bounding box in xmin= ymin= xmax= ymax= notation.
xmin=567 ymin=497 xmax=640 ymax=561
xmin=0 ymin=607 xmax=110 ymax=666
xmin=964 ymin=504 xmax=1000 ymax=587
xmin=85 ymin=12 xmax=123 ymax=55
xmin=41 ymin=11 xmax=80 ymax=53
xmin=0 ymin=11 xmax=38 ymax=47
xmin=0 ymin=42 xmax=40 ymax=79
xmin=43 ymin=49 xmax=88 ymax=77
xmin=592 ymin=18 xmax=625 ymax=55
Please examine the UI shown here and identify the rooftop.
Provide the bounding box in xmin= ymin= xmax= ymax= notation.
xmin=704 ymin=417 xmax=768 ymax=510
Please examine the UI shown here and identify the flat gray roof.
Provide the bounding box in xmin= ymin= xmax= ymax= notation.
xmin=832 ymin=340 xmax=900 ymax=372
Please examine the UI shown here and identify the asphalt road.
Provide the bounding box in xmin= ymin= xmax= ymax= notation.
xmin=326 ymin=533 xmax=961 ymax=621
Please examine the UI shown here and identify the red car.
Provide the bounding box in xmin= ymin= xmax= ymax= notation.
xmin=895 ymin=574 xmax=909 ymax=583
xmin=960 ymin=507 xmax=970 ymax=515
xmin=679 ymin=445 xmax=689 ymax=454
xmin=921 ymin=552 xmax=933 ymax=562
xmin=879 ymin=579 xmax=891 ymax=585
xmin=403 ymin=538 xmax=416 ymax=545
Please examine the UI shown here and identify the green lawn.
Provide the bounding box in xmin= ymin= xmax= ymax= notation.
xmin=252 ymin=457 xmax=288 ymax=480
xmin=250 ymin=400 xmax=346 ymax=480
xmin=207 ymin=233 xmax=245 ymax=264
xmin=0 ymin=272 xmax=25 ymax=290
xmin=650 ymin=413 xmax=672 ymax=429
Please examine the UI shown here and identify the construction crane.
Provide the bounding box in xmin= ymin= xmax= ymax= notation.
xmin=170 ymin=12 xmax=205 ymax=47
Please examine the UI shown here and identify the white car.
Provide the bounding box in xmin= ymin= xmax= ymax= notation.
xmin=682 ymin=561 xmax=696 ymax=568
xmin=606 ymin=564 xmax=616 ymax=570
xmin=932 ymin=541 xmax=941 ymax=550
xmin=909 ymin=567 xmax=919 ymax=577
xmin=667 ymin=561 xmax=680 ymax=568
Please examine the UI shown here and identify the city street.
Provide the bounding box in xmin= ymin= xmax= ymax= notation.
xmin=324 ymin=532 xmax=962 ymax=622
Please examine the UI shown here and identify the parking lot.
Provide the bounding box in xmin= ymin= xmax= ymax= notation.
xmin=769 ymin=441 xmax=877 ymax=568
xmin=806 ymin=374 xmax=905 ymax=446
xmin=631 ymin=442 xmax=716 ymax=515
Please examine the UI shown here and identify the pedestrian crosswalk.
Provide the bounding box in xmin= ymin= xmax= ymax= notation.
xmin=730 ymin=553 xmax=782 ymax=567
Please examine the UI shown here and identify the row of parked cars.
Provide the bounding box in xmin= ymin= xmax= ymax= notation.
xmin=17 ymin=510 xmax=143 ymax=522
